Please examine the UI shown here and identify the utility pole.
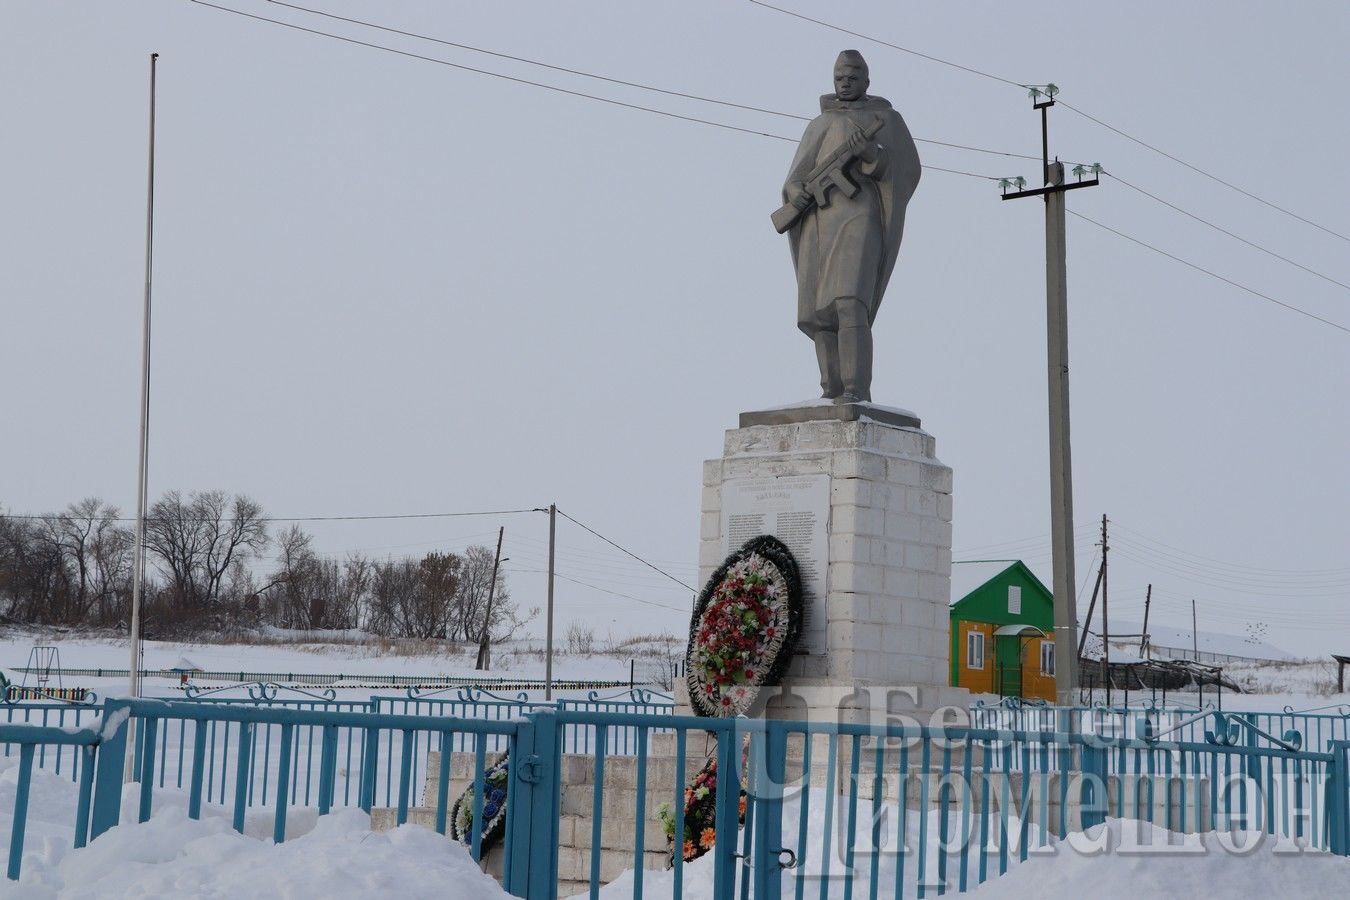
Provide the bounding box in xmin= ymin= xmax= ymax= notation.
xmin=1099 ymin=514 xmax=1110 ymax=706
xmin=1140 ymin=584 xmax=1152 ymax=657
xmin=126 ymin=52 xmax=158 ymax=782
xmin=545 ymin=503 xmax=556 ymax=701
xmin=1001 ymin=85 xmax=1101 ymax=712
xmin=1192 ymin=598 xmax=1199 ymax=661
xmin=475 ymin=526 xmax=505 ymax=671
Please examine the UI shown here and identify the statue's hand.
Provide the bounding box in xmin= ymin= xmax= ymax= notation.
xmin=845 ymin=126 xmax=879 ymax=163
xmin=788 ymin=182 xmax=812 ymax=211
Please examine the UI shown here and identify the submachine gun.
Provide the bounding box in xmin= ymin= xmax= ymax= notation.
xmin=770 ymin=115 xmax=886 ymax=235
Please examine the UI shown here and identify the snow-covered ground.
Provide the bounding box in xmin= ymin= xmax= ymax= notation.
xmin=0 ymin=755 xmax=507 ymax=899
xmin=0 ymin=627 xmax=678 ymax=701
xmin=7 ymin=749 xmax=1349 ymax=899
xmin=601 ymin=818 xmax=1350 ymax=899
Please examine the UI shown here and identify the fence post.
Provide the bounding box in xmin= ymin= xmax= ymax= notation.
xmin=751 ymin=721 xmax=786 ymax=900
xmin=505 ymin=709 xmax=561 ymax=899
xmin=1327 ymin=740 xmax=1350 ymax=856
xmin=90 ymin=699 xmax=131 ymax=840
xmin=711 ymin=723 xmax=739 ymax=899
xmin=1079 ymin=743 xmax=1108 ymax=830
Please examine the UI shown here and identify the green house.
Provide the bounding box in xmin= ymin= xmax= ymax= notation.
xmin=949 ymin=560 xmax=1056 ymax=701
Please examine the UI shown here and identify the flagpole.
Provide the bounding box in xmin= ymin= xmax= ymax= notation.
xmin=126 ymin=52 xmax=158 ymax=777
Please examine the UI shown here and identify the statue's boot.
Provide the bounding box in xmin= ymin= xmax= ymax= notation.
xmin=837 ymin=299 xmax=873 ymax=403
xmin=814 ymin=333 xmax=843 ymax=399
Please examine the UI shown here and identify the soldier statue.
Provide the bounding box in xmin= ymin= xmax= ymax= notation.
xmin=774 ymin=50 xmax=921 ymax=403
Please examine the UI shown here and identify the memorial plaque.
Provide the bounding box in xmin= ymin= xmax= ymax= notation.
xmin=720 ymin=474 xmax=830 ymax=655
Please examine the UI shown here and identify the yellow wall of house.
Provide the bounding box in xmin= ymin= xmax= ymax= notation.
xmin=955 ymin=619 xmax=995 ymax=694
xmin=954 ymin=620 xmax=1057 ymax=702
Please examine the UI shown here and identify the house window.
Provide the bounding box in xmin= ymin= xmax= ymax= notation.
xmin=967 ymin=631 xmax=985 ymax=670
xmin=1008 ymin=586 xmax=1022 ymax=615
xmin=1040 ymin=641 xmax=1056 ymax=676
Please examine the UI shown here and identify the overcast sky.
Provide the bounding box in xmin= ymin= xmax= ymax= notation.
xmin=2 ymin=1 xmax=1346 ymax=658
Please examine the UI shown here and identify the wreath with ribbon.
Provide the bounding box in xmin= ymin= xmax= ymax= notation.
xmin=449 ymin=752 xmax=510 ymax=851
xmin=685 ymin=535 xmax=804 ymax=718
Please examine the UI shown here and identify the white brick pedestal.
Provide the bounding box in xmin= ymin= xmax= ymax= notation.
xmin=679 ymin=413 xmax=970 ymax=724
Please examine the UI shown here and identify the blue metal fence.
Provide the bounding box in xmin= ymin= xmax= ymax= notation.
xmin=0 ymin=721 xmax=100 ymax=880
xmin=2 ymin=700 xmax=1347 ymax=893
xmin=970 ymin=699 xmax=1350 ymax=754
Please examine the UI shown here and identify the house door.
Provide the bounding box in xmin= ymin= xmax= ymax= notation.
xmin=995 ymin=635 xmax=1024 ymax=698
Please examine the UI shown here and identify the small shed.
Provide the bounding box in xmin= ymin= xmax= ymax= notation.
xmin=949 ymin=560 xmax=1056 ymax=702
xmin=171 ymin=657 xmax=203 ymax=686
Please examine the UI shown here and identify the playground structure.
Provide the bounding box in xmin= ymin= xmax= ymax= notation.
xmin=1 ymin=645 xmax=90 ymax=704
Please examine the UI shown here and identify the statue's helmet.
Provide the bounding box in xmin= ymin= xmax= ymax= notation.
xmin=834 ymin=49 xmax=869 ymax=77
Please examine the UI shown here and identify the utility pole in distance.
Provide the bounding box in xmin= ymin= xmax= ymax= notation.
xmin=475 ymin=526 xmax=506 ymax=671
xmin=1140 ymin=584 xmax=1152 ymax=657
xmin=545 ymin=503 xmax=556 ymax=701
xmin=1099 ymin=514 xmax=1110 ymax=707
xmin=1001 ymin=85 xmax=1101 ymax=712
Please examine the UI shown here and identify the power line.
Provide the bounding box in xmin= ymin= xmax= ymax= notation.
xmin=0 ymin=508 xmax=538 ymax=524
xmin=514 ymin=567 xmax=689 ymax=613
xmin=268 ymin=0 xmax=809 ymax=121
xmin=1105 ymin=171 xmax=1350 ymax=294
xmin=952 ymin=523 xmax=1096 ymax=556
xmin=554 ymin=508 xmax=697 ymax=592
xmin=1107 ymin=540 xmax=1350 ymax=590
xmin=187 ymin=1 xmax=1000 ymax=181
xmin=187 ymin=1 xmax=797 ymax=143
xmin=746 ymin=0 xmax=1027 ymax=90
xmin=268 ymin=0 xmax=1042 ymax=165
xmin=749 ymin=1 xmax=1350 ymax=248
xmin=1110 ymin=546 xmax=1350 ymax=597
xmin=1060 ymin=101 xmax=1350 ymax=246
xmin=506 ymin=532 xmax=696 ymax=572
xmin=1110 ymin=520 xmax=1350 ymax=576
xmin=1068 ymin=209 xmax=1350 ymax=334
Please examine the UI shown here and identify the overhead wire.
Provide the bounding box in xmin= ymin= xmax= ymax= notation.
xmin=1109 ymin=520 xmax=1350 ymax=576
xmin=1107 ymin=546 xmax=1349 ymax=599
xmin=195 ymin=1 xmax=1350 ymax=321
xmin=187 ymin=1 xmax=1003 ymax=180
xmin=554 ymin=508 xmax=697 ymax=592
xmin=952 ymin=523 xmax=1095 ymax=557
xmin=1104 ymin=171 xmax=1350 ymax=295
xmin=0 ymin=508 xmax=538 ymax=524
xmin=1068 ymin=210 xmax=1350 ymax=334
xmin=513 ymin=567 xmax=689 ymax=613
xmin=268 ymin=0 xmax=1047 ymax=164
xmin=187 ymin=0 xmax=797 ymax=144
xmin=1059 ymin=101 xmax=1350 ymax=246
xmin=745 ymin=0 xmax=1028 ymax=90
xmin=746 ymin=1 xmax=1350 ymax=245
xmin=1109 ymin=538 xmax=1350 ymax=588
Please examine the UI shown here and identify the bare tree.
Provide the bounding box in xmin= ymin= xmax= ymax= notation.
xmin=266 ymin=524 xmax=321 ymax=629
xmin=330 ymin=554 xmax=370 ymax=630
xmin=36 ymin=499 xmax=130 ymax=624
xmin=365 ymin=551 xmax=462 ymax=639
xmin=0 ymin=513 xmax=61 ymax=623
xmin=452 ymin=545 xmax=502 ymax=642
xmin=565 ymin=620 xmax=597 ymax=655
xmin=260 ymin=526 xmax=367 ymax=631
xmin=454 ymin=545 xmax=534 ymax=650
xmin=143 ymin=490 xmax=268 ymax=617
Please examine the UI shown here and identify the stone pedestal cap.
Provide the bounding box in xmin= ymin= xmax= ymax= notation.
xmin=740 ymin=400 xmax=920 ymax=430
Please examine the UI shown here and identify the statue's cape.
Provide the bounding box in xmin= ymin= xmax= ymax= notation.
xmin=783 ymin=94 xmax=921 ymax=327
